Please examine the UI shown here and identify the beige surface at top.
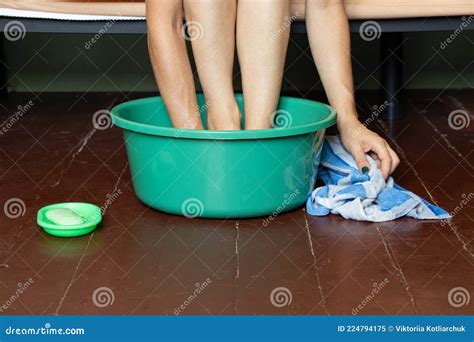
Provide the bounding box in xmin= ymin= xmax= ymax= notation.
xmin=0 ymin=0 xmax=473 ymax=19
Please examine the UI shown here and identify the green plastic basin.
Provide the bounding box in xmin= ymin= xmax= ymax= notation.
xmin=111 ymin=94 xmax=336 ymax=218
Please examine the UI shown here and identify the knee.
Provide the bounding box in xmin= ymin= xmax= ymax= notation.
xmin=147 ymin=3 xmax=183 ymax=32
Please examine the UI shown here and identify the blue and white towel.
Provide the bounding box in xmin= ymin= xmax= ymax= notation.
xmin=306 ymin=136 xmax=450 ymax=222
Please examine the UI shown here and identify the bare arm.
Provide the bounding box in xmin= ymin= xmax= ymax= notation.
xmin=146 ymin=0 xmax=203 ymax=129
xmin=306 ymin=0 xmax=399 ymax=178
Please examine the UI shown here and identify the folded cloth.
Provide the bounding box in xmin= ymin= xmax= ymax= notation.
xmin=306 ymin=136 xmax=451 ymax=222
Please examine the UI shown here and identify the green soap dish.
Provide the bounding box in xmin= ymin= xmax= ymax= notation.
xmin=37 ymin=202 xmax=102 ymax=237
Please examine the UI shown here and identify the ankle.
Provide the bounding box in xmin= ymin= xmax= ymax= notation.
xmin=245 ymin=118 xmax=272 ymax=130
xmin=207 ymin=103 xmax=242 ymax=130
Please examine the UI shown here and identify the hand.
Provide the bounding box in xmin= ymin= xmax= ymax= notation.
xmin=338 ymin=117 xmax=400 ymax=179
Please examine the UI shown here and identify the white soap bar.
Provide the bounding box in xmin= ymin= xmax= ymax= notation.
xmin=45 ymin=208 xmax=84 ymax=226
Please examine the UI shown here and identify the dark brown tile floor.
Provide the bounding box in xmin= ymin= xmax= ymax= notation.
xmin=0 ymin=91 xmax=472 ymax=315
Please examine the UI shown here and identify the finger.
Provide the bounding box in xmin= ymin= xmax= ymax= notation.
xmin=386 ymin=145 xmax=400 ymax=174
xmin=352 ymin=146 xmax=370 ymax=174
xmin=370 ymin=140 xmax=392 ymax=179
xmin=368 ymin=151 xmax=378 ymax=161
xmin=368 ymin=152 xmax=381 ymax=169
